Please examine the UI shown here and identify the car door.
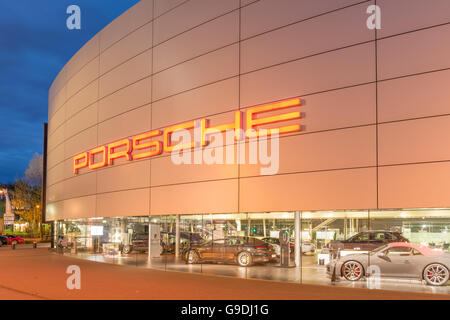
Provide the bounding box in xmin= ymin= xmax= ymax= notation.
xmin=199 ymin=239 xmax=224 ymax=261
xmin=375 ymin=246 xmax=417 ymax=278
xmin=224 ymin=238 xmax=239 ymax=261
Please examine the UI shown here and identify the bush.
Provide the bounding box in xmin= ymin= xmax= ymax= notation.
xmin=4 ymin=229 xmax=39 ymax=237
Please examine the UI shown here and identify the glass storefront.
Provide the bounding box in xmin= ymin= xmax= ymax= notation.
xmin=54 ymin=208 xmax=450 ymax=294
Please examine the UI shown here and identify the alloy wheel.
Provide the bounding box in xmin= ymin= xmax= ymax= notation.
xmin=187 ymin=250 xmax=198 ymax=264
xmin=424 ymin=264 xmax=449 ymax=286
xmin=343 ymin=261 xmax=363 ymax=281
xmin=122 ymin=245 xmax=131 ymax=254
xmin=238 ymin=252 xmax=251 ymax=267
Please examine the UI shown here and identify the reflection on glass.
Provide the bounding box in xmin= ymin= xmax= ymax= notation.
xmin=53 ymin=208 xmax=449 ymax=293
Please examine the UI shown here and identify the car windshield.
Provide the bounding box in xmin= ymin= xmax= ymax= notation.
xmin=369 ymin=244 xmax=389 ymax=255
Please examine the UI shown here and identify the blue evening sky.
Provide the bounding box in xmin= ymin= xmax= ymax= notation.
xmin=0 ymin=0 xmax=140 ymax=183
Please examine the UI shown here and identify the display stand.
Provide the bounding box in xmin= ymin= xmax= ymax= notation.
xmin=279 ymin=229 xmax=295 ymax=268
xmin=148 ymin=223 xmax=161 ymax=259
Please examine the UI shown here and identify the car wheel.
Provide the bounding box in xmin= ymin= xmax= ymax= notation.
xmin=423 ymin=264 xmax=449 ymax=286
xmin=342 ymin=261 xmax=364 ymax=281
xmin=237 ymin=251 xmax=253 ymax=267
xmin=186 ymin=250 xmax=199 ymax=264
xmin=122 ymin=245 xmax=132 ymax=254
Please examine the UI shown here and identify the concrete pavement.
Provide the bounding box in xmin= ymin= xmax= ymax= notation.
xmin=0 ymin=247 xmax=449 ymax=300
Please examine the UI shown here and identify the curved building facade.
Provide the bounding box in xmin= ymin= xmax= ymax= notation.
xmin=47 ymin=0 xmax=450 ymax=291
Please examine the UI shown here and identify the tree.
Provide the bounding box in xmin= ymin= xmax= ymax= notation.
xmin=0 ymin=198 xmax=5 ymax=217
xmin=24 ymin=153 xmax=43 ymax=188
xmin=11 ymin=153 xmax=43 ymax=236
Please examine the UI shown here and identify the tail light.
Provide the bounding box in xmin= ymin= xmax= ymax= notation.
xmin=289 ymin=244 xmax=294 ymax=248
xmin=254 ymin=246 xmax=266 ymax=249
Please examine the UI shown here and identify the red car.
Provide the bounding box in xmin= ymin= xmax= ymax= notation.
xmin=0 ymin=235 xmax=24 ymax=245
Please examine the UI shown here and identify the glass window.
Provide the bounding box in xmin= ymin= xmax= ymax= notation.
xmin=225 ymin=238 xmax=238 ymax=246
xmin=373 ymin=232 xmax=385 ymax=241
xmin=353 ymin=233 xmax=369 ymax=242
xmin=386 ymin=246 xmax=413 ymax=256
xmin=384 ymin=232 xmax=395 ymax=240
xmin=372 ymin=232 xmax=394 ymax=241
xmin=369 ymin=244 xmax=389 ymax=255
xmin=57 ymin=208 xmax=449 ymax=294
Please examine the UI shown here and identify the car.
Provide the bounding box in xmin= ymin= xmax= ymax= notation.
xmin=301 ymin=241 xmax=316 ymax=254
xmin=261 ymin=237 xmax=291 ymax=256
xmin=261 ymin=237 xmax=315 ymax=256
xmin=0 ymin=235 xmax=24 ymax=245
xmin=121 ymin=232 xmax=203 ymax=254
xmin=327 ymin=230 xmax=408 ymax=257
xmin=122 ymin=233 xmax=149 ymax=254
xmin=57 ymin=236 xmax=84 ymax=250
xmin=185 ymin=236 xmax=274 ymax=267
xmin=327 ymin=242 xmax=450 ymax=286
xmin=160 ymin=231 xmax=203 ymax=254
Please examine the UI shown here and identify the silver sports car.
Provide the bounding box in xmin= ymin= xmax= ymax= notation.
xmin=327 ymin=242 xmax=450 ymax=286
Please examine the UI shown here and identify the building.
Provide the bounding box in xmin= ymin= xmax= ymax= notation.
xmin=46 ymin=0 xmax=450 ymax=291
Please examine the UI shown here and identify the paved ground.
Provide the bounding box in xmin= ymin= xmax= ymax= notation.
xmin=0 ymin=246 xmax=449 ymax=300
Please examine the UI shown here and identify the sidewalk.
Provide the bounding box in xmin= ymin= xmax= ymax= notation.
xmin=0 ymin=247 xmax=448 ymax=300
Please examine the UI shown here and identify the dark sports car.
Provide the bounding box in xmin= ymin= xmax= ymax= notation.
xmin=327 ymin=242 xmax=450 ymax=286
xmin=122 ymin=232 xmax=202 ymax=254
xmin=184 ymin=236 xmax=274 ymax=267
xmin=327 ymin=230 xmax=408 ymax=257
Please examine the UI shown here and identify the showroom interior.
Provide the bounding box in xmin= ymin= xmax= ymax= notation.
xmin=54 ymin=209 xmax=450 ymax=293
xmin=47 ymin=0 xmax=450 ymax=294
